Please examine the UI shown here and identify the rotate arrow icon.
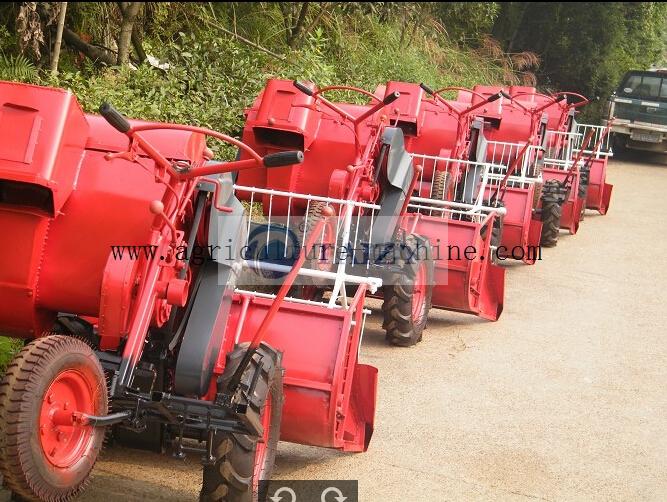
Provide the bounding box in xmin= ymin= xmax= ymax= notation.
xmin=321 ymin=486 xmax=347 ymax=502
xmin=269 ymin=486 xmax=297 ymax=502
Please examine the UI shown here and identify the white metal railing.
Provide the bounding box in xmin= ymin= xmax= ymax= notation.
xmin=485 ymin=141 xmax=543 ymax=179
xmin=573 ymin=123 xmax=612 ymax=158
xmin=408 ymin=154 xmax=508 ymax=221
xmin=233 ymin=185 xmax=382 ymax=311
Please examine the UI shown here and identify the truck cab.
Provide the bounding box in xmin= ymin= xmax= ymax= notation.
xmin=606 ymin=69 xmax=667 ymax=153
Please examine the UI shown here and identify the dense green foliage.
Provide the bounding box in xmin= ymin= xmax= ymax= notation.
xmin=492 ymin=2 xmax=667 ymax=118
xmin=0 ymin=2 xmax=521 ymax=145
xmin=0 ymin=2 xmax=664 ymax=368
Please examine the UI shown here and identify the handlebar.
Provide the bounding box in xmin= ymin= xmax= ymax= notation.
xmin=419 ymin=83 xmax=436 ymax=96
xmin=263 ymin=151 xmax=304 ymax=167
xmin=100 ymin=103 xmax=131 ymax=133
xmin=553 ymin=91 xmax=591 ymax=109
xmin=292 ymin=80 xmax=399 ymax=126
xmin=313 ymin=84 xmax=381 ymax=103
xmin=293 ymin=80 xmax=314 ymax=96
xmin=99 ymin=102 xmax=304 ymax=179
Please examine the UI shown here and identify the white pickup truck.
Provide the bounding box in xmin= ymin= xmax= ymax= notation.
xmin=605 ymin=69 xmax=667 ymax=153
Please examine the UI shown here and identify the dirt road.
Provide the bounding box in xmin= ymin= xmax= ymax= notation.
xmin=3 ymin=155 xmax=666 ymax=501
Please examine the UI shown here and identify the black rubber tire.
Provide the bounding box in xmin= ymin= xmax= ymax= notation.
xmin=381 ymin=234 xmax=434 ymax=347
xmin=540 ymin=180 xmax=564 ymax=248
xmin=578 ymin=167 xmax=590 ymax=222
xmin=0 ymin=335 xmax=108 ymax=502
xmin=200 ymin=343 xmax=283 ymax=502
xmin=612 ymin=133 xmax=627 ymax=158
xmin=490 ymin=202 xmax=505 ymax=263
xmin=431 ymin=170 xmax=451 ymax=200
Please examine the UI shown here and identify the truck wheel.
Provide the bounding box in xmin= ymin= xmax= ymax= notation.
xmin=200 ymin=343 xmax=283 ymax=502
xmin=0 ymin=335 xmax=108 ymax=502
xmin=612 ymin=133 xmax=627 ymax=157
xmin=540 ymin=180 xmax=563 ymax=248
xmin=382 ymin=234 xmax=434 ymax=347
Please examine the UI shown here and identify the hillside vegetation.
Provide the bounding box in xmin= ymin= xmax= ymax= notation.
xmin=0 ymin=2 xmax=665 ymax=369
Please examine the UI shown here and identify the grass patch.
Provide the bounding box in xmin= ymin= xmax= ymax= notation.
xmin=0 ymin=336 xmax=22 ymax=374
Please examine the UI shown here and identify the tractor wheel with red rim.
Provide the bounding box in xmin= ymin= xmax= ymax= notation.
xmin=200 ymin=343 xmax=283 ymax=502
xmin=0 ymin=335 xmax=108 ymax=502
xmin=382 ymin=234 xmax=434 ymax=347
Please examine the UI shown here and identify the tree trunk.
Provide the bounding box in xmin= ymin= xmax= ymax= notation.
xmin=50 ymin=2 xmax=67 ymax=74
xmin=117 ymin=2 xmax=141 ymax=65
xmin=131 ymin=26 xmax=146 ymax=63
xmin=63 ymin=27 xmax=116 ymax=66
xmin=288 ymin=2 xmax=309 ymax=48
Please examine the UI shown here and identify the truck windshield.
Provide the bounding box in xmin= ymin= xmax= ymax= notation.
xmin=617 ymin=72 xmax=667 ymax=101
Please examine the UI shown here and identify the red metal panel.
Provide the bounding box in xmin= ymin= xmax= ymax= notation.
xmin=37 ymin=151 xmax=164 ymax=315
xmin=585 ymin=158 xmax=613 ymax=214
xmin=230 ymin=295 xmax=376 ymax=452
xmin=85 ymin=114 xmax=195 ymax=160
xmin=401 ymin=213 xmax=504 ymax=320
xmin=0 ymin=80 xmax=88 ymax=215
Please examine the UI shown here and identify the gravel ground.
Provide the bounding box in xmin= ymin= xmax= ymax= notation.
xmin=2 ymin=154 xmax=666 ymax=502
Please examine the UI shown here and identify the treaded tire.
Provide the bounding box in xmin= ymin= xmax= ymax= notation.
xmin=0 ymin=335 xmax=107 ymax=502
xmin=540 ymin=180 xmax=564 ymax=248
xmin=431 ymin=170 xmax=451 ymax=200
xmin=382 ymin=234 xmax=434 ymax=347
xmin=200 ymin=343 xmax=283 ymax=502
xmin=488 ymin=202 xmax=505 ymax=263
xmin=578 ymin=166 xmax=590 ymax=222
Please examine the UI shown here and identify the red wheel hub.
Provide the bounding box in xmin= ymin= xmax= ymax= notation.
xmin=253 ymin=393 xmax=273 ymax=491
xmin=412 ymin=262 xmax=427 ymax=323
xmin=39 ymin=369 xmax=97 ymax=468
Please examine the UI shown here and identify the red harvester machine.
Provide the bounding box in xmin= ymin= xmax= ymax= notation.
xmin=369 ymin=81 xmax=509 ymax=317
xmin=237 ymin=78 xmax=441 ymax=346
xmin=0 ymin=81 xmax=378 ymax=501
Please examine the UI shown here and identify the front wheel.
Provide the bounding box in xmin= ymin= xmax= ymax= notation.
xmin=382 ymin=234 xmax=434 ymax=347
xmin=0 ymin=335 xmax=108 ymax=502
xmin=540 ymin=180 xmax=565 ymax=248
xmin=200 ymin=343 xmax=284 ymax=502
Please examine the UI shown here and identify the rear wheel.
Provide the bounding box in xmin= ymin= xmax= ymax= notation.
xmin=0 ymin=335 xmax=108 ymax=502
xmin=382 ymin=234 xmax=434 ymax=347
xmin=200 ymin=343 xmax=283 ymax=502
xmin=540 ymin=180 xmax=564 ymax=248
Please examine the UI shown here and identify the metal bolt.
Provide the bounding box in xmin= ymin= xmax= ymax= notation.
xmin=47 ymin=394 xmax=55 ymax=404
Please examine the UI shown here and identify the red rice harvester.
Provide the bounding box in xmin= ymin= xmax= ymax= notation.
xmin=459 ymin=85 xmax=582 ymax=249
xmin=0 ymin=81 xmax=378 ymax=501
xmin=417 ymin=84 xmax=547 ymax=263
xmin=368 ymin=81 xmax=508 ymax=319
xmin=236 ymin=78 xmax=443 ymax=347
xmin=514 ymin=89 xmax=614 ymax=216
xmin=511 ymin=89 xmax=613 ymax=248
